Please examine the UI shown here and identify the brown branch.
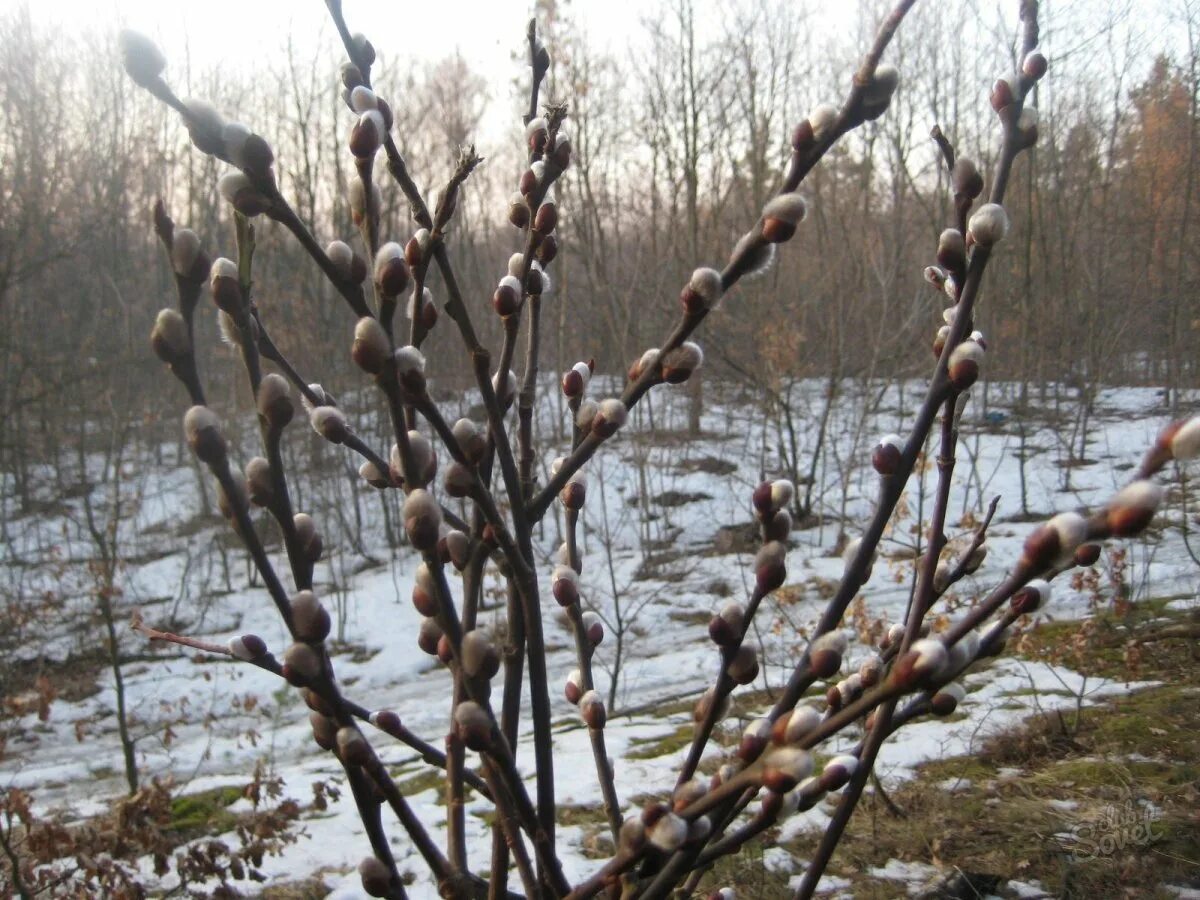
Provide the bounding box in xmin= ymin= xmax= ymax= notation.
xmin=793 ymin=393 xmax=959 ymax=898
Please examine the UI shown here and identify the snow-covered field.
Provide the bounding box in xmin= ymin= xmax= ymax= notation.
xmin=2 ymin=377 xmax=1196 ymax=897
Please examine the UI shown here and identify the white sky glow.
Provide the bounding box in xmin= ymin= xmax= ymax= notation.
xmin=26 ymin=0 xmax=701 ymax=140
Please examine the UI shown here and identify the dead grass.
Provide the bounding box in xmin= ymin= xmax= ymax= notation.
xmin=694 ymin=604 xmax=1200 ymax=898
xmin=261 ymin=878 xmax=331 ymax=899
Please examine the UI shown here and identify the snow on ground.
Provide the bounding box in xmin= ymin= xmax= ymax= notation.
xmin=2 ymin=377 xmax=1197 ymax=896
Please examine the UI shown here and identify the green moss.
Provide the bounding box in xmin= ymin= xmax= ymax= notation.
xmin=1016 ymin=599 xmax=1198 ymax=681
xmin=639 ymin=696 xmax=696 ymax=719
xmin=1001 ymin=686 xmax=1074 ymax=697
xmin=696 ymin=836 xmax=795 ymax=898
xmin=1088 ymin=685 xmax=1200 ymax=758
xmin=758 ymin=609 xmax=1200 ymax=900
xmin=1015 ymin=618 xmax=1128 ymax=676
xmin=1135 ymin=593 xmax=1192 ymax=615
xmin=556 ymin=804 xmax=603 ymax=828
xmin=168 ymin=785 xmax=244 ymax=837
xmin=555 ymin=802 xmax=618 ymax=858
xmin=730 ymin=686 xmax=792 ymax=712
xmin=261 ymin=877 xmax=331 ymax=899
xmin=626 ymin=723 xmax=695 ymax=760
xmin=667 ymin=609 xmax=711 ymax=628
xmin=916 ymin=755 xmax=996 ymax=785
xmin=392 ymin=766 xmax=448 ymax=801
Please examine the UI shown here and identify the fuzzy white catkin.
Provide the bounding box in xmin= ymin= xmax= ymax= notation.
xmin=768 ymin=479 xmax=793 ymax=510
xmin=735 ymin=234 xmax=777 ymax=278
xmin=349 ymin=85 xmax=377 ymax=112
xmin=119 ymin=30 xmax=166 ymax=82
xmin=394 ymin=346 xmax=425 ymax=378
xmin=1026 ymin=578 xmax=1052 ymax=606
xmin=1171 ymin=417 xmax=1200 ymax=461
xmin=824 ymin=754 xmax=858 ymax=778
xmin=576 ymin=399 xmax=599 ymax=430
xmin=958 ymin=630 xmax=980 ymax=661
xmin=808 ymin=103 xmax=838 ymax=139
xmin=218 ymin=172 xmax=256 ymax=207
xmin=1047 ymin=511 xmax=1088 ymax=556
xmin=227 ymin=636 xmax=256 ymax=661
xmin=783 ymin=705 xmax=822 ymax=743
xmin=762 ymin=192 xmax=807 ymax=225
xmin=812 ymin=630 xmax=848 ymax=655
xmin=866 ymin=65 xmax=900 ymax=102
xmin=493 ymin=370 xmax=518 ymax=404
xmin=359 ymin=460 xmax=386 ymax=485
xmin=183 ymin=99 xmax=225 ymax=141
xmin=597 ymin=398 xmax=627 ymax=429
xmin=1110 ymin=479 xmax=1163 ymax=513
xmin=170 ymin=229 xmax=201 ymax=276
xmin=742 ymin=717 xmax=772 ymax=745
xmin=358 ymin=109 xmax=386 ymax=138
xmin=373 ymin=242 xmax=404 ymax=277
xmin=949 ymin=340 xmax=985 ymax=367
xmin=326 ymin=240 xmax=354 ymax=274
xmin=647 ymin=812 xmax=688 ymax=852
xmin=688 ymin=267 xmax=723 ymax=306
xmin=938 ymin=682 xmax=967 ymax=704
xmin=406 ymin=286 xmax=432 ymax=320
xmin=841 ymin=537 xmax=861 ymax=569
xmin=968 ymin=203 xmax=1009 ymax=246
xmin=525 ymin=116 xmax=548 ymax=139
xmin=222 ymin=122 xmax=252 ymax=168
xmin=910 ymin=638 xmax=948 ymax=677
xmin=216 ymin=311 xmax=240 ymax=347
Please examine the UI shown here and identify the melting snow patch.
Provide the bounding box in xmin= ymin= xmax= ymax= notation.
xmin=936 ymin=776 xmax=974 ymax=792
xmin=763 ymin=845 xmax=798 ymax=872
xmin=1047 ymin=798 xmax=1080 ymax=811
xmin=1166 ymin=596 xmax=1200 ymax=611
xmin=788 ymin=872 xmax=852 ymax=895
xmin=8 ymin=380 xmax=1200 ymax=891
xmin=868 ymin=858 xmax=942 ymax=893
xmin=1007 ymin=878 xmax=1052 ymax=898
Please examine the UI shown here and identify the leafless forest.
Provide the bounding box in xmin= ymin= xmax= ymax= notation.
xmin=2 ymin=0 xmax=1200 ymax=897
xmin=3 ymin=0 xmax=1197 ymax=477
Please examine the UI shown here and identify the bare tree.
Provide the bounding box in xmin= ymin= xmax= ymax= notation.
xmin=4 ymin=0 xmax=1199 ymax=896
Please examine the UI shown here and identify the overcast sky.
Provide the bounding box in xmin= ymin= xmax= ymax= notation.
xmin=25 ymin=0 xmax=713 ymax=57
xmin=27 ymin=0 xmax=681 ymax=139
xmin=33 ymin=0 xmax=613 ymax=59
xmin=23 ymin=0 xmax=1193 ymax=86
xmin=20 ymin=0 xmax=1192 ymax=147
